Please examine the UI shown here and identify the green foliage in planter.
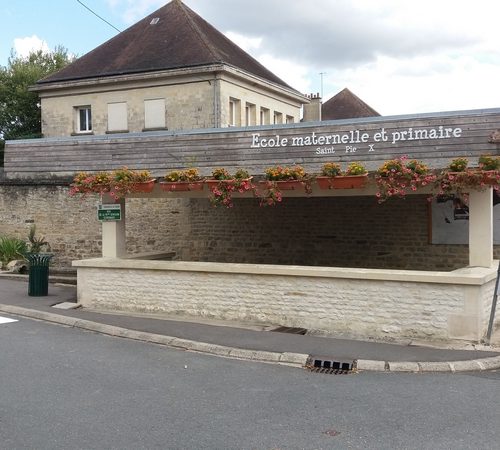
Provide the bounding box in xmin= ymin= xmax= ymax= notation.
xmin=265 ymin=165 xmax=306 ymax=181
xmin=0 ymin=235 xmax=27 ymax=268
xmin=164 ymin=168 xmax=202 ymax=182
xmin=27 ymin=225 xmax=50 ymax=254
xmin=321 ymin=162 xmax=341 ymax=177
xmin=345 ymin=162 xmax=367 ymax=176
xmin=234 ymin=169 xmax=250 ymax=179
xmin=211 ymin=168 xmax=231 ymax=180
xmin=448 ymin=157 xmax=468 ymax=172
xmin=478 ymin=155 xmax=500 ymax=171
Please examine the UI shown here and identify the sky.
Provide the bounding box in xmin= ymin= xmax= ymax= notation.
xmin=1 ymin=0 xmax=500 ymax=116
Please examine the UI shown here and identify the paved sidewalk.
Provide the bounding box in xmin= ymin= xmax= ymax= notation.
xmin=0 ymin=277 xmax=499 ymax=372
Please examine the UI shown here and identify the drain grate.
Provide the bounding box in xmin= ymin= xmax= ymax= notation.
xmin=270 ymin=326 xmax=308 ymax=335
xmin=306 ymin=356 xmax=357 ymax=374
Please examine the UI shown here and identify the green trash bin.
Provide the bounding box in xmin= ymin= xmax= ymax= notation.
xmin=27 ymin=253 xmax=53 ymax=296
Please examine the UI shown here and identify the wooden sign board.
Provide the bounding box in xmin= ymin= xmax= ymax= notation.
xmin=5 ymin=108 xmax=500 ymax=179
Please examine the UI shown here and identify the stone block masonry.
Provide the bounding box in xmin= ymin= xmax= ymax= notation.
xmin=0 ymin=184 xmax=191 ymax=270
xmin=1 ymin=185 xmax=499 ymax=271
xmin=185 ymin=195 xmax=481 ymax=271
xmin=0 ymin=184 xmax=102 ymax=269
xmin=75 ymin=260 xmax=499 ymax=343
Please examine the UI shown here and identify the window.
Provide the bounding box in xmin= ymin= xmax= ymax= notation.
xmin=260 ymin=107 xmax=270 ymax=125
xmin=107 ymin=102 xmax=128 ymax=132
xmin=286 ymin=115 xmax=294 ymax=124
xmin=245 ymin=102 xmax=256 ymax=126
xmin=228 ymin=98 xmax=241 ymax=126
xmin=144 ymin=98 xmax=166 ymax=130
xmin=273 ymin=112 xmax=283 ymax=124
xmin=76 ymin=106 xmax=92 ymax=133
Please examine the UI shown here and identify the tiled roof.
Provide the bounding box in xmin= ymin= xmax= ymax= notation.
xmin=322 ymin=88 xmax=380 ymax=120
xmin=39 ymin=0 xmax=291 ymax=89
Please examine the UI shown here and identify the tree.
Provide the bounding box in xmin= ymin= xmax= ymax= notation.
xmin=0 ymin=46 xmax=74 ymax=141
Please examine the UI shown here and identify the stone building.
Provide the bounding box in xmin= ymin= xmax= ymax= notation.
xmin=1 ymin=0 xmax=498 ymax=274
xmin=322 ymin=88 xmax=380 ymax=121
xmin=1 ymin=0 xmax=310 ymax=270
xmin=35 ymin=0 xmax=307 ymax=138
xmin=2 ymin=1 xmax=500 ymax=343
xmin=302 ymin=88 xmax=380 ymax=122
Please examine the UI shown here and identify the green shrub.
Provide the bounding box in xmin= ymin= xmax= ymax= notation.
xmin=0 ymin=236 xmax=28 ymax=268
xmin=27 ymin=225 xmax=49 ymax=253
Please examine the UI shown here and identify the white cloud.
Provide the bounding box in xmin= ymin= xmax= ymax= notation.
xmin=104 ymin=0 xmax=500 ymax=115
xmin=106 ymin=0 xmax=164 ymax=24
xmin=258 ymin=54 xmax=312 ymax=94
xmin=225 ymin=32 xmax=262 ymax=53
xmin=324 ymin=52 xmax=500 ymax=116
xmin=13 ymin=35 xmax=49 ymax=58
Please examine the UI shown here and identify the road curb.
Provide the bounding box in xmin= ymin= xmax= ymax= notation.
xmin=0 ymin=304 xmax=308 ymax=368
xmin=1 ymin=304 xmax=499 ymax=373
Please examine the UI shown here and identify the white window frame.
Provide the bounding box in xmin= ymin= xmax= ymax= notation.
xmin=228 ymin=98 xmax=241 ymax=127
xmin=260 ymin=107 xmax=270 ymax=125
xmin=229 ymin=99 xmax=236 ymax=126
xmin=245 ymin=102 xmax=256 ymax=126
xmin=76 ymin=106 xmax=92 ymax=133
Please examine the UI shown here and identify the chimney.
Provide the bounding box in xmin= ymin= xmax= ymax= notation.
xmin=302 ymin=93 xmax=322 ymax=122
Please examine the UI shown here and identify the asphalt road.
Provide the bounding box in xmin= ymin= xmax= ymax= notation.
xmin=1 ymin=314 xmax=499 ymax=450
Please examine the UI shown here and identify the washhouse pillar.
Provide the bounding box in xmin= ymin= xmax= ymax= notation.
xmin=468 ymin=188 xmax=493 ymax=267
xmin=101 ymin=197 xmax=127 ymax=258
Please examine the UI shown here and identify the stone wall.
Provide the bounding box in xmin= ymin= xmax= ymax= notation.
xmin=185 ymin=195 xmax=475 ymax=271
xmin=1 ymin=185 xmax=499 ymax=271
xmin=0 ymin=184 xmax=190 ymax=271
xmin=76 ymin=260 xmax=499 ymax=343
xmin=39 ymin=72 xmax=303 ymax=137
xmin=219 ymin=76 xmax=300 ymax=126
xmin=40 ymin=81 xmax=215 ymax=137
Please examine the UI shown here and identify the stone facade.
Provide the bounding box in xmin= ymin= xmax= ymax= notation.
xmin=40 ymin=79 xmax=216 ymax=136
xmin=0 ymin=184 xmax=190 ymax=270
xmin=185 ymin=195 xmax=474 ymax=271
xmin=38 ymin=68 xmax=305 ymax=138
xmin=2 ymin=185 xmax=499 ymax=272
xmin=75 ymin=259 xmax=499 ymax=343
xmin=219 ymin=73 xmax=299 ymax=126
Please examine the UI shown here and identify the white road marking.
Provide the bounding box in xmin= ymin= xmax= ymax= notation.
xmin=0 ymin=316 xmax=18 ymax=324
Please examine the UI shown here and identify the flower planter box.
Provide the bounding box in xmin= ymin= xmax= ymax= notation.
xmin=260 ymin=180 xmax=304 ymax=190
xmin=205 ymin=179 xmax=231 ymax=188
xmin=331 ymin=174 xmax=368 ymax=189
xmin=91 ymin=184 xmax=111 ymax=194
xmin=132 ymin=179 xmax=156 ymax=193
xmin=443 ymin=171 xmax=500 ymax=189
xmin=480 ymin=170 xmax=500 ymax=185
xmin=316 ymin=176 xmax=333 ymax=189
xmin=206 ymin=177 xmax=253 ymax=189
xmin=159 ymin=181 xmax=204 ymax=192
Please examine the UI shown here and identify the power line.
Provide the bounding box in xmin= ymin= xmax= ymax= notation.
xmin=76 ymin=0 xmax=122 ymax=33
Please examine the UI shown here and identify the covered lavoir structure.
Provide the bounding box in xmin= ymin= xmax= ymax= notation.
xmin=6 ymin=108 xmax=500 ymax=344
xmin=4 ymin=0 xmax=500 ymax=344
